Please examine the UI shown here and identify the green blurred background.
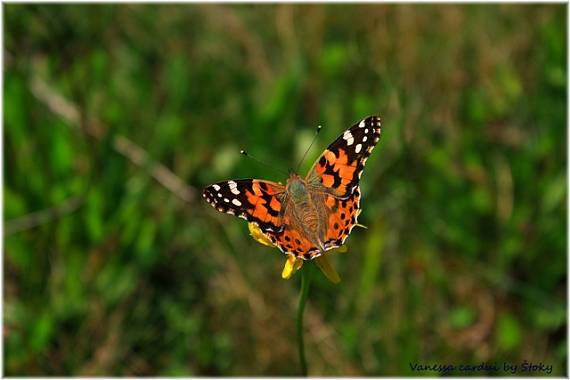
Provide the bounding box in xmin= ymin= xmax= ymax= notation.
xmin=4 ymin=4 xmax=566 ymax=376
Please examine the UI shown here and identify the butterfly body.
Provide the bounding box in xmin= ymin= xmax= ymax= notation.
xmin=284 ymin=174 xmax=328 ymax=254
xmin=203 ymin=115 xmax=382 ymax=260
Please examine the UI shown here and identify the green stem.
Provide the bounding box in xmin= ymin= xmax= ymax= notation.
xmin=297 ymin=263 xmax=312 ymax=376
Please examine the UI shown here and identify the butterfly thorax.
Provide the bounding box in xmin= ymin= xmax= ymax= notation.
xmin=286 ymin=174 xmax=309 ymax=203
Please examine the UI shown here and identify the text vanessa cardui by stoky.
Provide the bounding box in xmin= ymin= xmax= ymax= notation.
xmin=203 ymin=115 xmax=382 ymax=260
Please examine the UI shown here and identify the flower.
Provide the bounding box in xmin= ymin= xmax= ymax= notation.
xmin=248 ymin=222 xmax=363 ymax=283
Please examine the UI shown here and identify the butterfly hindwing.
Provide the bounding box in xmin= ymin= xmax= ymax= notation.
xmin=272 ymin=220 xmax=321 ymax=260
xmin=203 ymin=179 xmax=286 ymax=233
xmin=308 ymin=115 xmax=381 ymax=198
xmin=322 ymin=188 xmax=362 ymax=250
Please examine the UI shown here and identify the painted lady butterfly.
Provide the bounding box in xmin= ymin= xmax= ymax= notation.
xmin=203 ymin=115 xmax=382 ymax=260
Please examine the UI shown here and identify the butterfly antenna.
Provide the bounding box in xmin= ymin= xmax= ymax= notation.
xmin=296 ymin=124 xmax=322 ymax=173
xmin=240 ymin=150 xmax=288 ymax=176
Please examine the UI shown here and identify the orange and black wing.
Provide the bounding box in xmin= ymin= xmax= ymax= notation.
xmin=203 ymin=179 xmax=286 ymax=233
xmin=271 ymin=218 xmax=322 ymax=260
xmin=204 ymin=179 xmax=323 ymax=259
xmin=307 ymin=115 xmax=381 ymax=198
xmin=307 ymin=115 xmax=382 ymax=250
xmin=321 ymin=190 xmax=363 ymax=250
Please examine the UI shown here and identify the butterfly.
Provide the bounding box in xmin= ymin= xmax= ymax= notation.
xmin=203 ymin=115 xmax=382 ymax=260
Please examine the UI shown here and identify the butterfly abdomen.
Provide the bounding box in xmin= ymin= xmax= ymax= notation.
xmin=295 ymin=201 xmax=319 ymax=232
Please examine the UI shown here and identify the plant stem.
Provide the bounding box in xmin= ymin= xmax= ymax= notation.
xmin=297 ymin=263 xmax=312 ymax=376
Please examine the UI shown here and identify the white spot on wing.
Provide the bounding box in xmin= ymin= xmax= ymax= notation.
xmin=343 ymin=130 xmax=354 ymax=146
xmin=363 ymin=136 xmax=368 ymax=142
xmin=355 ymin=143 xmax=362 ymax=153
xmin=232 ymin=199 xmax=242 ymax=206
xmin=228 ymin=180 xmax=240 ymax=195
xmin=213 ymin=184 xmax=220 ymax=191
xmin=359 ymin=120 xmax=365 ymax=128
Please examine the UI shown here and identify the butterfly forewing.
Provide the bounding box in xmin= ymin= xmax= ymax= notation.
xmin=307 ymin=115 xmax=381 ymax=197
xmin=202 ymin=179 xmax=286 ymax=233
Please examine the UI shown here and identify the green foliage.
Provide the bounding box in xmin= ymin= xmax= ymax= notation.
xmin=450 ymin=307 xmax=475 ymax=329
xmin=496 ymin=313 xmax=522 ymax=352
xmin=4 ymin=4 xmax=566 ymax=376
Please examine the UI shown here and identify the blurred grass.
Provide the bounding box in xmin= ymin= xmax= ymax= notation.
xmin=4 ymin=3 xmax=567 ymax=376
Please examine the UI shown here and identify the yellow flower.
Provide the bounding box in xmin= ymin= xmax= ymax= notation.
xmin=248 ymin=222 xmax=360 ymax=283
xmin=282 ymin=255 xmax=304 ymax=280
xmin=247 ymin=221 xmax=275 ymax=247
